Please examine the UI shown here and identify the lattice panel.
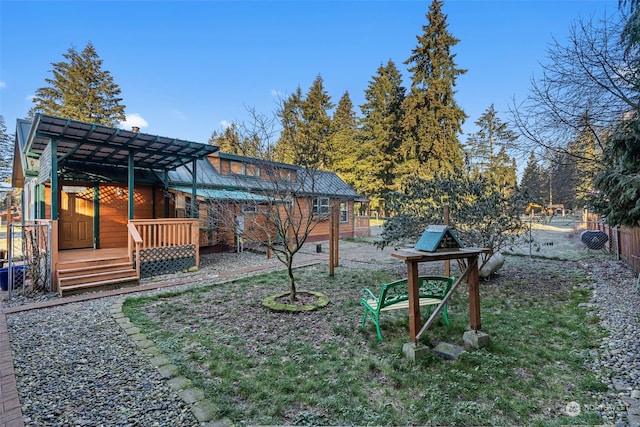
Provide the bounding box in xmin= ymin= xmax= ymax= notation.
xmin=135 ymin=245 xmax=196 ymax=278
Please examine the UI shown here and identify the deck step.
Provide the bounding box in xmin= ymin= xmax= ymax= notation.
xmin=58 ymin=262 xmax=134 ymax=278
xmin=58 ymin=276 xmax=140 ymax=297
xmin=58 ymin=269 xmax=139 ymax=287
xmin=56 ymin=257 xmax=140 ymax=297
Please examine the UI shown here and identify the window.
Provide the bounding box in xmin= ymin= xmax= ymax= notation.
xmin=340 ymin=202 xmax=348 ymax=223
xmin=313 ymin=197 xmax=330 ymax=215
xmin=242 ymin=203 xmax=258 ymax=214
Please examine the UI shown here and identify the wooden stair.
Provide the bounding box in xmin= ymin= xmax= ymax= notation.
xmin=57 ymin=256 xmax=140 ymax=297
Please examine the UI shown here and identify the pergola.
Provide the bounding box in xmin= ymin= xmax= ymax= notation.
xmin=23 ymin=114 xmax=219 ymax=220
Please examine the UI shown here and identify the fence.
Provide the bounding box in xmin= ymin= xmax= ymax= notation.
xmin=582 ymin=213 xmax=640 ymax=274
xmin=4 ymin=221 xmax=52 ymax=299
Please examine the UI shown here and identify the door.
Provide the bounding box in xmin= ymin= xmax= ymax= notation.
xmin=59 ymin=188 xmax=94 ymax=249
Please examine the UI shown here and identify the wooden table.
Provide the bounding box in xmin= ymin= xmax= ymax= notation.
xmin=391 ymin=247 xmax=490 ymax=343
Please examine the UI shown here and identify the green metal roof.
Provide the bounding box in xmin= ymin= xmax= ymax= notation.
xmin=170 ymin=186 xmax=277 ymax=202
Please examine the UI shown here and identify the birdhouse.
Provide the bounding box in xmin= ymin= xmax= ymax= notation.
xmin=414 ymin=225 xmax=464 ymax=252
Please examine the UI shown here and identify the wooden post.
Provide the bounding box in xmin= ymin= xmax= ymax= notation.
xmin=467 ymin=254 xmax=481 ymax=331
xmin=443 ymin=205 xmax=450 ymax=277
xmin=329 ymin=204 xmax=336 ymax=276
xmin=407 ymin=260 xmax=421 ymax=343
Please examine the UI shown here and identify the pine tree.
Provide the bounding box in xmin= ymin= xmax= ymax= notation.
xmin=208 ymin=123 xmax=261 ymax=157
xmin=463 ymin=104 xmax=517 ymax=183
xmin=357 ymin=60 xmax=406 ymax=208
xmin=275 ymin=87 xmax=304 ymax=164
xmin=299 ymin=75 xmax=334 ymax=169
xmin=29 ymin=42 xmax=126 ymax=126
xmin=275 ymin=76 xmax=334 ymax=169
xmin=329 ymin=91 xmax=358 ymax=180
xmin=0 ymin=116 xmax=13 ymax=183
xmin=399 ymin=0 xmax=467 ymax=183
xmin=489 ymin=147 xmax=518 ymax=195
xmin=521 ymin=152 xmax=548 ymax=204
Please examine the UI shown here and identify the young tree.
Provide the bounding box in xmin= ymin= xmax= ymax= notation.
xmin=356 ymin=60 xmax=406 ymax=214
xmin=205 ymin=110 xmax=351 ymax=303
xmin=29 ymin=42 xmax=126 ymax=126
xmin=399 ymin=0 xmax=467 ymax=182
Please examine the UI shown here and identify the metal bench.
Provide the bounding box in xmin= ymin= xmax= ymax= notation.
xmin=361 ymin=276 xmax=454 ymax=340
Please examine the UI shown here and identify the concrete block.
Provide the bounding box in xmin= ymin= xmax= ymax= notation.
xmin=433 ymin=342 xmax=465 ymax=360
xmin=463 ymin=330 xmax=490 ymax=349
xmin=402 ymin=342 xmax=430 ymax=361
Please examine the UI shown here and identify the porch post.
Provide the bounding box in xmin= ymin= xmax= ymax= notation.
xmin=93 ymin=185 xmax=100 ymax=248
xmin=37 ymin=184 xmax=45 ymax=219
xmin=191 ymin=158 xmax=198 ymax=218
xmin=128 ymin=151 xmax=135 ymax=220
xmin=163 ymin=170 xmax=169 ymax=218
xmin=51 ymin=138 xmax=59 ymax=220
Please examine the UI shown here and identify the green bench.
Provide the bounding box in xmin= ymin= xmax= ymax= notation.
xmin=361 ymin=276 xmax=455 ymax=340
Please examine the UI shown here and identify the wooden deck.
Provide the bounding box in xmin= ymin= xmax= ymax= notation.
xmin=57 ymin=247 xmax=129 ymax=264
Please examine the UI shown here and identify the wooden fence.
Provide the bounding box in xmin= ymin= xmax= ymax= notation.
xmin=584 ymin=212 xmax=640 ymax=274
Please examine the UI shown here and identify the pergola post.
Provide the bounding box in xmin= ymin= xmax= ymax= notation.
xmin=191 ymin=159 xmax=198 ymax=218
xmin=51 ymin=138 xmax=58 ymax=220
xmin=128 ymin=151 xmax=135 ymax=220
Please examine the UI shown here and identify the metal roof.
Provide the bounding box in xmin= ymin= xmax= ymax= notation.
xmin=26 ymin=114 xmax=218 ymax=171
xmin=170 ymin=186 xmax=277 ymax=203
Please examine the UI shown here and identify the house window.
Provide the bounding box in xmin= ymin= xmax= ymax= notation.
xmin=242 ymin=203 xmax=258 ymax=214
xmin=340 ymin=202 xmax=348 ymax=223
xmin=313 ymin=197 xmax=330 ymax=215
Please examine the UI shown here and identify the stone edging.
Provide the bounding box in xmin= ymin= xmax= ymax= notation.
xmin=110 ymin=299 xmax=231 ymax=427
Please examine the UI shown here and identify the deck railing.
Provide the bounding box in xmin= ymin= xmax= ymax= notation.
xmin=128 ymin=219 xmax=200 ymax=272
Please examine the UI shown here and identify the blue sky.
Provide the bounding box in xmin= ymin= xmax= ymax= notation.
xmin=0 ymin=0 xmax=619 ymax=156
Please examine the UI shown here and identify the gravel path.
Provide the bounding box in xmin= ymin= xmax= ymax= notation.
xmin=4 ymin=239 xmax=640 ymax=426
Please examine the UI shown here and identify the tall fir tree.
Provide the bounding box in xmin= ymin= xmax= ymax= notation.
xmin=357 ymin=60 xmax=406 ymax=210
xmin=275 ymin=87 xmax=304 ymax=164
xmin=208 ymin=123 xmax=262 ymax=157
xmin=299 ymin=75 xmax=334 ymax=169
xmin=329 ymin=91 xmax=358 ymax=181
xmin=463 ymin=104 xmax=517 ymax=183
xmin=399 ymin=0 xmax=467 ymax=184
xmin=29 ymin=42 xmax=126 ymax=126
xmin=489 ymin=146 xmax=518 ymax=194
xmin=520 ymin=152 xmax=548 ymax=204
xmin=275 ymin=76 xmax=334 ymax=169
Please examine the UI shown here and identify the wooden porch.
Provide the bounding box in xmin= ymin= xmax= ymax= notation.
xmin=49 ymin=219 xmax=200 ymax=296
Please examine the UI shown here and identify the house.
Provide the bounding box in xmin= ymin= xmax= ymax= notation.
xmin=11 ymin=114 xmax=368 ymax=295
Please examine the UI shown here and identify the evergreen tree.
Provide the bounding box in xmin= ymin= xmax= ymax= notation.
xmin=463 ymin=104 xmax=517 ymax=183
xmin=275 ymin=76 xmax=334 ymax=168
xmin=520 ymin=152 xmax=548 ymax=203
xmin=208 ymin=123 xmax=261 ymax=157
xmin=275 ymin=87 xmax=304 ymax=164
xmin=329 ymin=91 xmax=358 ymax=181
xmin=0 ymin=116 xmax=13 ymax=183
xmin=489 ymin=146 xmax=518 ymax=195
xmin=399 ymin=0 xmax=467 ymax=183
xmin=30 ymin=42 xmax=126 ymax=126
xmin=357 ymin=60 xmax=406 ymax=211
xmin=590 ymin=116 xmax=640 ymax=227
xmin=299 ymin=75 xmax=334 ymax=169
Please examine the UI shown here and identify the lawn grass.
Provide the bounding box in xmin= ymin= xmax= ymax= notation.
xmin=123 ymin=258 xmax=607 ymax=426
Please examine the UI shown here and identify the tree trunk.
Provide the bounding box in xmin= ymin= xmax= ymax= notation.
xmin=287 ymin=259 xmax=296 ymax=302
